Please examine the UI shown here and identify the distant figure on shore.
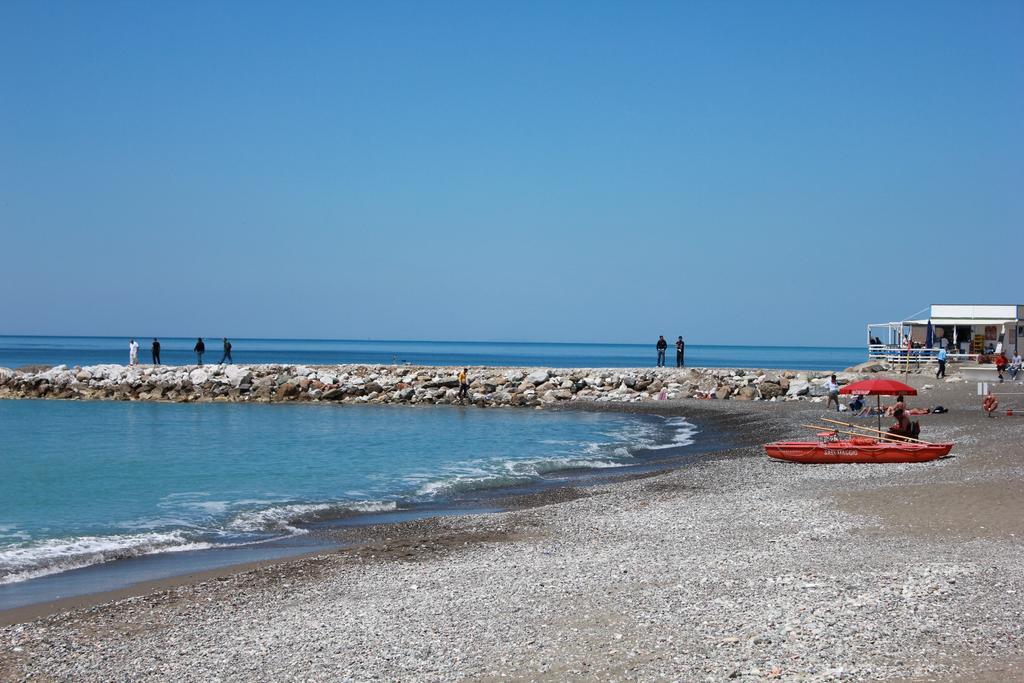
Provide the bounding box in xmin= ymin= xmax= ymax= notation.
xmin=656 ymin=336 xmax=667 ymax=367
xmin=194 ymin=338 xmax=206 ymax=366
xmin=1010 ymin=352 xmax=1022 ymax=381
xmin=128 ymin=339 xmax=139 ymax=366
xmin=220 ymin=338 xmax=233 ymax=364
xmin=151 ymin=338 xmax=161 ymax=365
xmin=675 ymin=336 xmax=685 ymax=368
xmin=825 ymin=374 xmax=840 ymax=411
xmin=458 ymin=368 xmax=469 ymax=401
xmin=935 ymin=346 xmax=947 ymax=379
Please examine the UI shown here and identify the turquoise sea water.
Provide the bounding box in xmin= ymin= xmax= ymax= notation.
xmin=0 ymin=336 xmax=865 ymax=371
xmin=0 ymin=400 xmax=694 ymax=592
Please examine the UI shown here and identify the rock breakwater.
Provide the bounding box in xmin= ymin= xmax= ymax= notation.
xmin=0 ymin=364 xmax=881 ymax=407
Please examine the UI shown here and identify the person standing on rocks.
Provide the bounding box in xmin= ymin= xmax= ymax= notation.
xmin=128 ymin=339 xmax=139 ymax=366
xmin=194 ymin=338 xmax=206 ymax=366
xmin=457 ymin=368 xmax=469 ymax=402
xmin=825 ymin=374 xmax=840 ymax=411
xmin=675 ymin=336 xmax=685 ymax=368
xmin=151 ymin=338 xmax=161 ymax=365
xmin=656 ymin=336 xmax=668 ymax=367
xmin=220 ymin=338 xmax=233 ymax=364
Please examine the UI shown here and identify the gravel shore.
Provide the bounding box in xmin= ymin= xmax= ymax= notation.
xmin=2 ymin=374 xmax=1022 ymax=681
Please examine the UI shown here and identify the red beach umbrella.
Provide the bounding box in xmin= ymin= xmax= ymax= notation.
xmin=839 ymin=379 xmax=917 ymax=396
xmin=839 ymin=379 xmax=918 ymax=431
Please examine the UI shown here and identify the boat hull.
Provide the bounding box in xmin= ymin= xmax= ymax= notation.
xmin=764 ymin=440 xmax=952 ymax=464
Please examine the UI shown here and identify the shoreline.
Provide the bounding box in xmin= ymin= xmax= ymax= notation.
xmin=0 ymin=402 xmax=743 ymax=624
xmin=3 ymin=374 xmax=1023 ymax=679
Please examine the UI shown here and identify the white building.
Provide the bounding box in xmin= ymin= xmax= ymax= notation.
xmin=867 ymin=304 xmax=1022 ymax=361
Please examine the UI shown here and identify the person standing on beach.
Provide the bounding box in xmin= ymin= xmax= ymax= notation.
xmin=128 ymin=339 xmax=139 ymax=366
xmin=151 ymin=338 xmax=161 ymax=365
xmin=656 ymin=336 xmax=667 ymax=367
xmin=194 ymin=338 xmax=205 ymax=366
xmin=675 ymin=336 xmax=685 ymax=368
xmin=457 ymin=367 xmax=469 ymax=402
xmin=936 ymin=346 xmax=947 ymax=379
xmin=825 ymin=374 xmax=840 ymax=411
xmin=220 ymin=338 xmax=233 ymax=364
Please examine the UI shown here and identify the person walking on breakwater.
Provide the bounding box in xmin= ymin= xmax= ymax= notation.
xmin=458 ymin=368 xmax=469 ymax=402
xmin=936 ymin=346 xmax=947 ymax=379
xmin=220 ymin=338 xmax=233 ymax=364
xmin=825 ymin=374 xmax=840 ymax=411
xmin=676 ymin=336 xmax=685 ymax=368
xmin=128 ymin=339 xmax=139 ymax=366
xmin=656 ymin=336 xmax=668 ymax=367
xmin=194 ymin=338 xmax=205 ymax=366
xmin=151 ymin=338 xmax=161 ymax=365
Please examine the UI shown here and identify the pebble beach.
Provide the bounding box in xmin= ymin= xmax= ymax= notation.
xmin=1 ymin=372 xmax=1022 ymax=681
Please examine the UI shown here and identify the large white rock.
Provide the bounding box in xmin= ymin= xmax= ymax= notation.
xmin=189 ymin=369 xmax=210 ymax=384
xmin=527 ymin=369 xmax=550 ymax=385
xmin=786 ymin=380 xmax=810 ymax=397
xmin=223 ymin=366 xmax=253 ymax=388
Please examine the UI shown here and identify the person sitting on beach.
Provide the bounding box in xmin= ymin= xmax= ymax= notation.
xmin=848 ymin=395 xmax=865 ymax=414
xmin=888 ymin=408 xmax=914 ymax=438
xmin=1010 ymin=352 xmax=1022 ymax=380
xmin=994 ymin=353 xmax=1008 ymax=382
xmin=885 ymin=395 xmax=906 ymax=417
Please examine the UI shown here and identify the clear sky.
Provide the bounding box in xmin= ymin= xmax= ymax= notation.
xmin=2 ymin=1 xmax=1021 ymax=346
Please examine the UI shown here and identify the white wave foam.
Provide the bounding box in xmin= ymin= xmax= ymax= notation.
xmin=0 ymin=531 xmax=216 ymax=585
xmin=643 ymin=416 xmax=698 ymax=450
xmin=226 ymin=500 xmax=398 ymax=533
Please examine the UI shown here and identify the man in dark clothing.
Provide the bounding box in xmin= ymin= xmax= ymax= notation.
xmin=151 ymin=338 xmax=161 ymax=365
xmin=675 ymin=336 xmax=685 ymax=368
xmin=194 ymin=338 xmax=205 ymax=366
xmin=220 ymin=338 xmax=233 ymax=364
xmin=656 ymin=336 xmax=668 ymax=367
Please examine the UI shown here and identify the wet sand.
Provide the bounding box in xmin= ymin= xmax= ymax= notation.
xmin=2 ymin=373 xmax=1022 ymax=680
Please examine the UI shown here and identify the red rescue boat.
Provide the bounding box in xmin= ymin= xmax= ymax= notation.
xmin=765 ymin=436 xmax=952 ymax=464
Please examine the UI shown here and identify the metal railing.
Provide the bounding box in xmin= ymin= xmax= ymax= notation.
xmin=866 ymin=345 xmax=977 ymax=363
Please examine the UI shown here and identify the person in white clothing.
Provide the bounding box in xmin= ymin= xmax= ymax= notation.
xmin=825 ymin=374 xmax=840 ymax=411
xmin=1010 ymin=352 xmax=1023 ymax=381
xmin=128 ymin=339 xmax=139 ymax=366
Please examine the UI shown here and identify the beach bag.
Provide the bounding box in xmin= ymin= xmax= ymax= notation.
xmin=932 ymin=406 xmax=946 ymax=414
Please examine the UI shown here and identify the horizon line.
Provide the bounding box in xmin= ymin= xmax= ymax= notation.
xmin=0 ymin=334 xmax=863 ymax=351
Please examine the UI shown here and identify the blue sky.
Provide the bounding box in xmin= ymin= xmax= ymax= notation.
xmin=2 ymin=1 xmax=1021 ymax=345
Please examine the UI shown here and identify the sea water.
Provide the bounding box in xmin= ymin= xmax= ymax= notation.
xmin=0 ymin=336 xmax=864 ymax=371
xmin=0 ymin=400 xmax=695 ymax=591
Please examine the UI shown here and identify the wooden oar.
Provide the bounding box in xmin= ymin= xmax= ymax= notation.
xmin=819 ymin=417 xmax=932 ymax=445
xmin=817 ymin=417 xmax=929 ymax=445
xmin=799 ymin=424 xmax=910 ymax=445
xmin=819 ymin=417 xmax=930 ymax=444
